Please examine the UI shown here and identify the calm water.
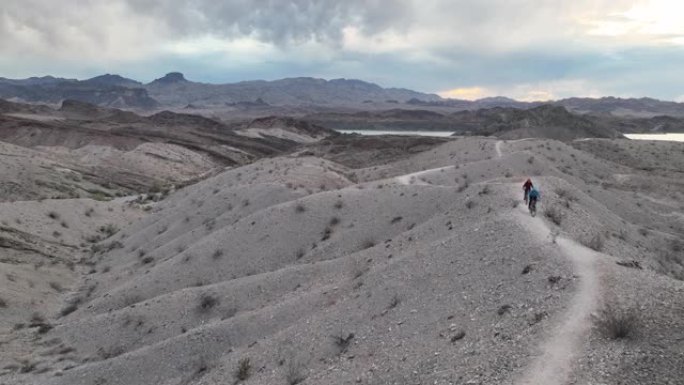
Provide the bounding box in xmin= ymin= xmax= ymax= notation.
xmin=336 ymin=129 xmax=454 ymax=137
xmin=624 ymin=133 xmax=684 ymax=142
xmin=337 ymin=130 xmax=684 ymax=142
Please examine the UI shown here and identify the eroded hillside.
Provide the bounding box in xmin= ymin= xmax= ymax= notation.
xmin=1 ymin=136 xmax=682 ymax=385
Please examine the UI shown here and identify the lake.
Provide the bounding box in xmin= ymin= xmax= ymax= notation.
xmin=623 ymin=133 xmax=684 ymax=142
xmin=336 ymin=129 xmax=454 ymax=137
xmin=337 ymin=130 xmax=684 ymax=142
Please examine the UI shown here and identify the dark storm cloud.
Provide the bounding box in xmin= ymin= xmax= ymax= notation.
xmin=1 ymin=0 xmax=683 ymax=100
xmin=123 ymin=0 xmax=415 ymax=44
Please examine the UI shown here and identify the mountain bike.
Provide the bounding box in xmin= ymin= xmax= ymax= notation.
xmin=529 ymin=198 xmax=537 ymax=217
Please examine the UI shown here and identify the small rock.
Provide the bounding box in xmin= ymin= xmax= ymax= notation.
xmin=451 ymin=331 xmax=466 ymax=342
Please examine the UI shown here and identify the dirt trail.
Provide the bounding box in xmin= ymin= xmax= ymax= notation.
xmin=495 ymin=140 xmax=503 ymax=158
xmin=512 ymin=186 xmax=601 ymax=385
xmin=394 ymin=165 xmax=454 ymax=185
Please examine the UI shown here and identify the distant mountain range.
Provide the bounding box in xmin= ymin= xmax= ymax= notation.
xmin=2 ymin=72 xmax=684 ymax=117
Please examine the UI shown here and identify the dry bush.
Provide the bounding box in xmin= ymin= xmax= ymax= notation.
xmin=331 ymin=333 xmax=355 ymax=354
xmin=235 ymin=358 xmax=251 ymax=382
xmin=285 ymin=359 xmax=306 ymax=385
xmin=197 ymin=293 xmax=219 ymax=313
xmin=49 ymin=282 xmax=63 ymax=292
xmin=544 ymin=205 xmax=563 ymax=226
xmin=212 ymin=249 xmax=224 ymax=260
xmin=594 ymin=304 xmax=638 ymax=339
xmin=584 ymin=233 xmax=605 ymax=251
xmin=295 ymin=203 xmax=306 ymax=213
xmin=465 ymin=200 xmax=476 ymax=209
xmin=47 ymin=211 xmax=60 ymax=220
xmin=388 ymin=294 xmax=401 ymax=309
xmin=98 ymin=224 xmax=119 ymax=238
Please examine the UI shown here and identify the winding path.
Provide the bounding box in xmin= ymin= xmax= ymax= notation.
xmin=512 ymin=185 xmax=601 ymax=385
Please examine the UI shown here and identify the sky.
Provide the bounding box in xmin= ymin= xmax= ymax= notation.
xmin=1 ymin=0 xmax=684 ymax=101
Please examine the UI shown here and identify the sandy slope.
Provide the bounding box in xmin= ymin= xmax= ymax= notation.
xmin=511 ymin=192 xmax=601 ymax=385
xmin=1 ymin=136 xmax=682 ymax=385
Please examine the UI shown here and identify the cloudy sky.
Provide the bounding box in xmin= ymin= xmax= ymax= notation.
xmin=2 ymin=0 xmax=684 ymax=101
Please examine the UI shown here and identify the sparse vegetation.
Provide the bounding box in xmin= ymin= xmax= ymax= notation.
xmin=47 ymin=211 xmax=60 ymax=220
xmin=49 ymin=282 xmax=63 ymax=292
xmin=0 ymin=297 xmax=7 ymax=308
xmin=331 ymin=333 xmax=355 ymax=354
xmin=212 ymin=249 xmax=224 ymax=259
xmin=361 ymin=239 xmax=376 ymax=250
xmin=285 ymin=359 xmax=306 ymax=385
xmin=98 ymin=224 xmax=119 ymax=238
xmin=295 ymin=203 xmax=306 ymax=213
xmin=465 ymin=200 xmax=476 ymax=209
xmin=543 ymin=205 xmax=563 ymax=226
xmin=584 ymin=233 xmax=605 ymax=251
xmin=594 ymin=304 xmax=638 ymax=339
xmin=235 ymin=358 xmax=251 ymax=382
xmin=197 ymin=293 xmax=219 ymax=313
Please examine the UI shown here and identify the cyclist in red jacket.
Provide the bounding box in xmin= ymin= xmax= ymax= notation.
xmin=523 ymin=178 xmax=533 ymax=203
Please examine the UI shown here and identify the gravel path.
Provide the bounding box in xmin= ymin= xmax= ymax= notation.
xmin=512 ymin=186 xmax=601 ymax=385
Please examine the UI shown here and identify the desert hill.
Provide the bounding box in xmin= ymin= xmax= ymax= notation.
xmin=4 ymin=73 xmax=684 ymax=117
xmin=0 ymin=100 xmax=337 ymax=195
xmin=308 ymin=105 xmax=625 ymax=140
xmin=1 ymin=132 xmax=681 ymax=385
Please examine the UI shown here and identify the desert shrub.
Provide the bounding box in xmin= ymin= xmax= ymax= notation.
xmin=361 ymin=239 xmax=375 ymax=250
xmin=388 ymin=294 xmax=400 ymax=309
xmin=331 ymin=333 xmax=355 ymax=354
xmin=527 ymin=156 xmax=535 ymax=164
xmin=47 ymin=211 xmax=60 ymax=220
xmin=544 ymin=205 xmax=563 ymax=226
xmin=585 ymin=233 xmax=605 ymax=251
xmin=555 ymin=188 xmax=576 ymax=201
xmin=321 ymin=227 xmax=332 ymax=241
xmin=390 ymin=216 xmax=403 ymax=224
xmin=212 ymin=249 xmax=224 ymax=259
xmin=0 ymin=297 xmax=6 ymax=308
xmin=105 ymin=241 xmax=123 ymax=251
xmin=457 ymin=181 xmax=469 ymax=192
xmin=141 ymin=256 xmax=154 ymax=264
xmin=465 ymin=200 xmax=476 ymax=209
xmin=49 ymin=282 xmax=63 ymax=292
xmin=295 ymin=203 xmax=306 ymax=213
xmin=98 ymin=224 xmax=119 ymax=238
xmin=85 ymin=234 xmax=102 ymax=244
xmin=60 ymin=221 xmax=69 ymax=228
xmin=52 ymin=231 xmax=62 ymax=238
xmin=333 ymin=200 xmax=343 ymax=209
xmin=594 ymin=304 xmax=638 ymax=339
xmin=197 ymin=293 xmax=219 ymax=313
xmin=235 ymin=358 xmax=251 ymax=381
xmin=285 ymin=359 xmax=306 ymax=385
xmin=478 ymin=185 xmax=490 ymax=195
xmin=329 ymin=217 xmax=340 ymax=226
